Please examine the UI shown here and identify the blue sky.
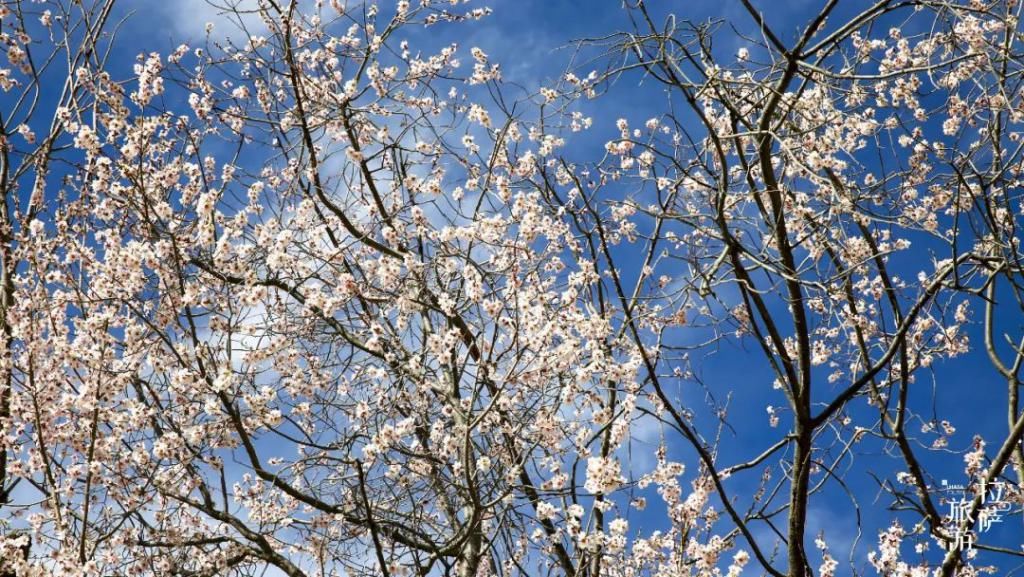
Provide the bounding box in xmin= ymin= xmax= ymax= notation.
xmin=4 ymin=0 xmax=1023 ymax=575
xmin=415 ymin=2 xmax=1024 ymax=574
xmin=89 ymin=0 xmax=1024 ymax=571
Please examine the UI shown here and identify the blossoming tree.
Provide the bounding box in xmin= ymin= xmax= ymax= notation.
xmin=0 ymin=0 xmax=1023 ymax=576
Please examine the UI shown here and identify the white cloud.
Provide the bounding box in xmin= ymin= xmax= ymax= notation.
xmin=156 ymin=0 xmax=266 ymax=41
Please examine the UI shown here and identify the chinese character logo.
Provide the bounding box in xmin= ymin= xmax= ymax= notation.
xmin=940 ymin=479 xmax=1012 ymax=553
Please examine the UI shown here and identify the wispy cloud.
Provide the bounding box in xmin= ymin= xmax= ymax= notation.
xmin=154 ymin=0 xmax=266 ymax=41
